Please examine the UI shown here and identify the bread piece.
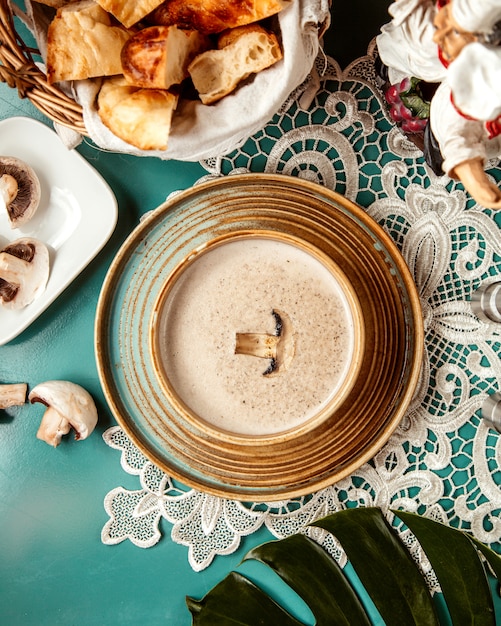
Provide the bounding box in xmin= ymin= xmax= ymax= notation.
xmin=121 ymin=25 xmax=209 ymax=90
xmin=95 ymin=0 xmax=165 ymax=27
xmin=97 ymin=77 xmax=178 ymax=150
xmin=149 ymin=0 xmax=290 ymax=34
xmin=188 ymin=24 xmax=283 ymax=104
xmin=47 ymin=0 xmax=131 ymax=84
xmin=35 ymin=0 xmax=74 ymax=9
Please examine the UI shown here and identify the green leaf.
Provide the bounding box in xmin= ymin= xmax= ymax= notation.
xmin=186 ymin=507 xmax=501 ymax=625
xmin=246 ymin=534 xmax=371 ymax=626
xmin=311 ymin=507 xmax=439 ymax=626
xmin=400 ymin=93 xmax=430 ymax=119
xmin=394 ymin=510 xmax=495 ymax=625
xmin=470 ymin=536 xmax=501 ymax=585
xmin=186 ymin=571 xmax=302 ymax=626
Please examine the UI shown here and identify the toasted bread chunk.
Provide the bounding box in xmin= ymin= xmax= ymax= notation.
xmin=97 ymin=76 xmax=178 ymax=150
xmin=47 ymin=0 xmax=131 ymax=84
xmin=96 ymin=0 xmax=165 ymax=27
xmin=36 ymin=0 xmax=73 ymax=9
xmin=150 ymin=0 xmax=290 ymax=34
xmin=121 ymin=25 xmax=209 ymax=89
xmin=188 ymin=24 xmax=283 ymax=104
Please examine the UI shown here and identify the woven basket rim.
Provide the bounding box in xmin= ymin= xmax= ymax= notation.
xmin=0 ymin=0 xmax=87 ymax=134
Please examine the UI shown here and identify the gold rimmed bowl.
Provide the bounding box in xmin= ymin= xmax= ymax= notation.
xmin=95 ymin=174 xmax=423 ymax=501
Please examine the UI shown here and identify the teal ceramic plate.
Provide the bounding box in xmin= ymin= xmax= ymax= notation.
xmin=95 ymin=174 xmax=423 ymax=501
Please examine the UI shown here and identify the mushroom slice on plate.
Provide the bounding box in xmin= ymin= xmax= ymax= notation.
xmin=0 ymin=237 xmax=50 ymax=309
xmin=0 ymin=156 xmax=41 ymax=228
xmin=29 ymin=380 xmax=98 ymax=447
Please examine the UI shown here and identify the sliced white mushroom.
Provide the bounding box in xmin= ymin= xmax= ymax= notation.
xmin=0 ymin=383 xmax=27 ymax=408
xmin=235 ymin=309 xmax=295 ymax=376
xmin=0 ymin=237 xmax=49 ymax=309
xmin=28 ymin=381 xmax=98 ymax=447
xmin=0 ymin=156 xmax=41 ymax=228
xmin=0 ymin=174 xmax=18 ymax=207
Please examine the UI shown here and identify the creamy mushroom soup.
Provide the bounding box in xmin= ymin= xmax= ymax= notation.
xmin=155 ymin=237 xmax=357 ymax=436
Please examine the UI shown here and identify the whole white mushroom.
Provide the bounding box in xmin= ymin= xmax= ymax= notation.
xmin=29 ymin=381 xmax=98 ymax=447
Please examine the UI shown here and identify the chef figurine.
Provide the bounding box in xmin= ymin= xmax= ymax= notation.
xmin=377 ymin=0 xmax=501 ymax=208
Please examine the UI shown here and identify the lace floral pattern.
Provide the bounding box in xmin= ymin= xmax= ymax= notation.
xmin=102 ymin=48 xmax=501 ymax=573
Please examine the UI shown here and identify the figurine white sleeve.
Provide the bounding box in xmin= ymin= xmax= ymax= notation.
xmin=448 ymin=42 xmax=501 ymax=121
xmin=430 ymin=81 xmax=490 ymax=177
xmin=376 ymin=0 xmax=447 ymax=83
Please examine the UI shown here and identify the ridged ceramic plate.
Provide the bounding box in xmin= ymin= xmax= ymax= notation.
xmin=95 ymin=174 xmax=423 ymax=501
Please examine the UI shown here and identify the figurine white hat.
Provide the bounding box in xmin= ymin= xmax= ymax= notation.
xmin=452 ymin=0 xmax=501 ymax=34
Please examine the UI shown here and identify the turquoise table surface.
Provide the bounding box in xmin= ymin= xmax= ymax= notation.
xmin=4 ymin=1 xmax=501 ymax=625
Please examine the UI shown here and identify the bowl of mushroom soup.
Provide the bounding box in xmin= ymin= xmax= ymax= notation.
xmin=95 ymin=174 xmax=423 ymax=500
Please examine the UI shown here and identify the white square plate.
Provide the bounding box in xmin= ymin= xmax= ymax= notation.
xmin=0 ymin=117 xmax=117 ymax=345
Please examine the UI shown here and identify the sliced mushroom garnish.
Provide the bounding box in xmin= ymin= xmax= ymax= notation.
xmin=0 ymin=383 xmax=27 ymax=409
xmin=235 ymin=309 xmax=295 ymax=376
xmin=0 ymin=157 xmax=41 ymax=228
xmin=0 ymin=237 xmax=49 ymax=309
xmin=29 ymin=381 xmax=98 ymax=447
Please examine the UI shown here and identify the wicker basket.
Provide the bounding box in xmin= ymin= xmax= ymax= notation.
xmin=0 ymin=0 xmax=87 ymax=134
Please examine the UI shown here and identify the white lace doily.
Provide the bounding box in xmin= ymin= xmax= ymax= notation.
xmin=101 ymin=46 xmax=501 ymax=574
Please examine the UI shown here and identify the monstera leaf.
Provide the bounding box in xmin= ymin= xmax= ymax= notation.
xmin=186 ymin=507 xmax=501 ymax=625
